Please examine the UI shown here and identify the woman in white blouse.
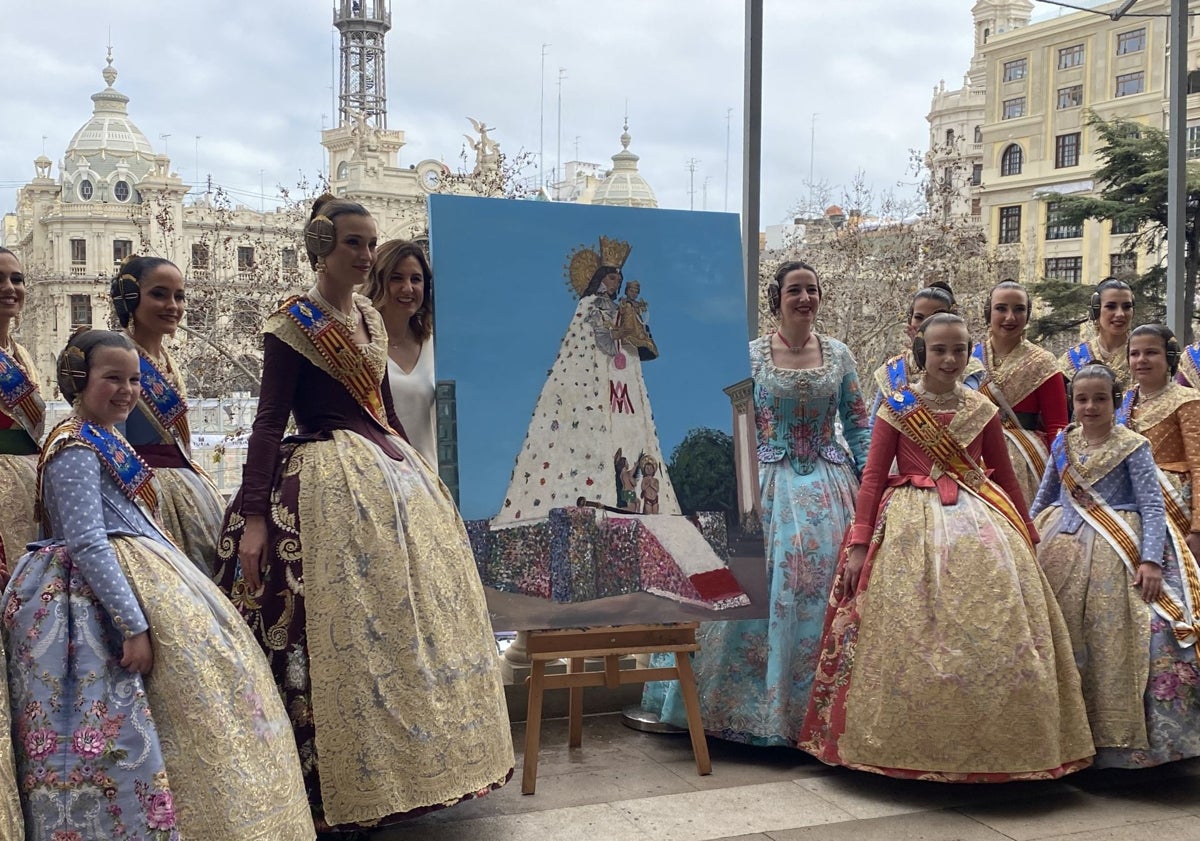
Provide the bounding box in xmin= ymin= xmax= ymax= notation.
xmin=364 ymin=239 xmax=438 ymax=467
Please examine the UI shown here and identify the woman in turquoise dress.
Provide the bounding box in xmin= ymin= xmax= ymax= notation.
xmin=0 ymin=330 xmax=313 ymax=841
xmin=643 ymin=261 xmax=870 ymax=744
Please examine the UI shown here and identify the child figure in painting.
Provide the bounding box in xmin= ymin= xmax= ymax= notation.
xmin=800 ymin=313 xmax=1093 ymax=780
xmin=615 ymin=279 xmax=658 ymax=360
xmin=639 ymin=454 xmax=660 ymax=514
xmin=1 ymin=330 xmax=313 ymax=841
xmin=615 ymin=449 xmax=638 ymax=512
xmin=1032 ymin=362 xmax=1200 ymax=768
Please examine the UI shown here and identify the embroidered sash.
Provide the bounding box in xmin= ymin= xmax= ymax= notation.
xmin=1117 ymin=388 xmax=1137 ymax=427
xmin=37 ymin=418 xmax=158 ymax=520
xmin=1051 ymin=428 xmax=1200 ymax=645
xmin=1182 ymin=343 xmax=1200 ymax=389
xmin=1066 ymin=341 xmax=1093 ymax=373
xmin=0 ymin=345 xmax=45 ymax=441
xmin=281 ymin=297 xmax=394 ymax=435
xmin=136 ymin=351 xmax=190 ymax=447
xmin=883 ymin=385 xmax=1033 ymax=548
xmin=972 ymin=341 xmax=1050 ymax=482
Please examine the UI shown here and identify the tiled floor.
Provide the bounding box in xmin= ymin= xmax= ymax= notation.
xmin=374 ymin=714 xmax=1200 ymax=841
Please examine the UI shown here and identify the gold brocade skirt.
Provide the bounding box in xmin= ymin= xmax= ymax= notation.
xmin=838 ymin=487 xmax=1094 ymax=775
xmin=1035 ymin=507 xmax=1151 ymax=749
xmin=1004 ymin=429 xmax=1048 ymax=514
xmin=152 ymin=465 xmax=225 ymax=577
xmin=112 ymin=535 xmax=314 ymax=841
xmin=0 ymin=453 xmax=37 ymax=580
xmin=294 ymin=430 xmax=513 ymax=827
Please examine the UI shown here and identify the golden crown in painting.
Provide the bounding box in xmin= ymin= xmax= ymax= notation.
xmin=565 ymin=236 xmax=633 ymax=298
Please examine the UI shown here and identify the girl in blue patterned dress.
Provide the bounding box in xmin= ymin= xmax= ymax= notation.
xmin=0 ymin=330 xmax=313 ymax=841
xmin=643 ymin=261 xmax=870 ymax=745
xmin=1032 ymin=362 xmax=1200 ymax=767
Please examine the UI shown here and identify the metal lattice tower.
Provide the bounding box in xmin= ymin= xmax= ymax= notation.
xmin=333 ymin=0 xmax=391 ymax=128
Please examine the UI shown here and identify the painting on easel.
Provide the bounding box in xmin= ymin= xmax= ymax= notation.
xmin=428 ymin=194 xmax=766 ymax=630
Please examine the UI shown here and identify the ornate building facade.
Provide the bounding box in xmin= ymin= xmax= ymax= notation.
xmin=927 ymin=0 xmax=1200 ymax=284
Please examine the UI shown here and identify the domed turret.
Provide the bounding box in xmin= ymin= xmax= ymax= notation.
xmin=61 ymin=51 xmax=156 ymax=203
xmin=592 ymin=122 xmax=658 ymax=209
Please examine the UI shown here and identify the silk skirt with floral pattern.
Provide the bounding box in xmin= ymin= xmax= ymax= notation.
xmin=799 ymin=486 xmax=1095 ymax=779
xmin=0 ymin=453 xmax=37 ymax=584
xmin=642 ymin=457 xmax=857 ymax=745
xmin=217 ymin=429 xmax=513 ymax=829
xmin=151 ymin=465 xmax=225 ymax=578
xmin=1038 ymin=500 xmax=1200 ymax=768
xmin=2 ymin=536 xmax=313 ymax=841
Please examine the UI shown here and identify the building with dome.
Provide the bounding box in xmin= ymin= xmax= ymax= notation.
xmin=3 ymin=1 xmax=471 ymax=395
xmin=551 ymin=122 xmax=659 ymax=208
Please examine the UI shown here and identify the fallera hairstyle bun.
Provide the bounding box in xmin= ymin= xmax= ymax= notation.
xmin=56 ymin=328 xmax=136 ymax=403
xmin=1070 ymin=362 xmax=1122 ymax=405
xmin=767 ymin=260 xmax=821 ymax=316
xmin=304 ymin=193 xmax=371 ymax=269
xmin=109 ymin=254 xmax=175 ymax=327
xmin=912 ymin=312 xmax=968 ymax=370
xmin=908 ymin=281 xmax=956 ymax=320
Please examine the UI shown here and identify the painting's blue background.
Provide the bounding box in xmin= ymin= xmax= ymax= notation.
xmin=429 ymin=194 xmax=747 ymax=521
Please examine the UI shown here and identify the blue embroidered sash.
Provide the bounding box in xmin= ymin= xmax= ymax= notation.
xmin=1116 ymin=388 xmax=1137 ymax=426
xmin=283 ymin=297 xmax=394 ymax=435
xmin=1066 ymin=342 xmax=1094 ymax=373
xmin=886 ymin=355 xmax=910 ymax=392
xmin=37 ymin=418 xmax=158 ymax=520
xmin=137 ymin=352 xmax=190 ymax=445
xmin=1182 ymin=343 xmax=1200 ymax=389
xmin=0 ymin=346 xmax=44 ymax=439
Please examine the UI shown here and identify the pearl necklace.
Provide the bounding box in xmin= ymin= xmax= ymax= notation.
xmin=309 ymin=286 xmax=361 ymax=332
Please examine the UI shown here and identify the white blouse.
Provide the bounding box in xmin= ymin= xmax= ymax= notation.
xmin=386 ymin=339 xmax=438 ymax=469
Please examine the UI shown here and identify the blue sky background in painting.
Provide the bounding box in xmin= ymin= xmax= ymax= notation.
xmin=430 ymin=195 xmax=746 ymax=521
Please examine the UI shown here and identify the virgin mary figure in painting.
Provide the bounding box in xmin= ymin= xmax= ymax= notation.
xmin=494 ymin=236 xmax=677 ymax=523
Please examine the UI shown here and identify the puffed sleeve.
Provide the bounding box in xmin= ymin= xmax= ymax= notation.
xmin=838 ymin=364 xmax=871 ymax=475
xmin=980 ymin=413 xmax=1038 ymax=539
xmin=43 ymin=446 xmax=149 ymax=638
xmin=1127 ymin=442 xmax=1167 ymax=564
xmin=1035 ymin=372 xmax=1069 ymax=445
xmin=1028 ymin=453 xmax=1062 ymax=520
xmin=847 ymin=414 xmax=898 ymax=545
xmin=240 ymin=332 xmax=300 ymax=517
xmin=1175 ymin=401 xmax=1200 ymax=531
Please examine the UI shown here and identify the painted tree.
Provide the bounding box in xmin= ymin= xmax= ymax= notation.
xmin=1028 ymin=112 xmax=1200 ymax=344
xmin=667 ymin=427 xmax=737 ymax=528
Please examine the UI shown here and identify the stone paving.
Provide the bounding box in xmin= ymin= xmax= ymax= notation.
xmin=375 ymin=713 xmax=1200 ymax=841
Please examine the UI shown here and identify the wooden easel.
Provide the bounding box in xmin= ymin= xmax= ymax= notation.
xmin=521 ymin=621 xmax=712 ymax=794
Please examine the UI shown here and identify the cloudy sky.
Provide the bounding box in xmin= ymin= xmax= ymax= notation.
xmin=0 ymin=0 xmax=1071 ymax=230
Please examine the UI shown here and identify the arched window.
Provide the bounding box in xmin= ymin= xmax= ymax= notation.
xmin=78 ymin=179 xmax=93 ymax=200
xmin=974 ymin=125 xmax=983 ymax=144
xmin=945 ymin=129 xmax=955 ymax=145
xmin=1000 ymin=144 xmax=1023 ymax=176
xmin=337 ymin=161 xmax=349 ymax=179
xmin=114 ymin=180 xmax=130 ymax=202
